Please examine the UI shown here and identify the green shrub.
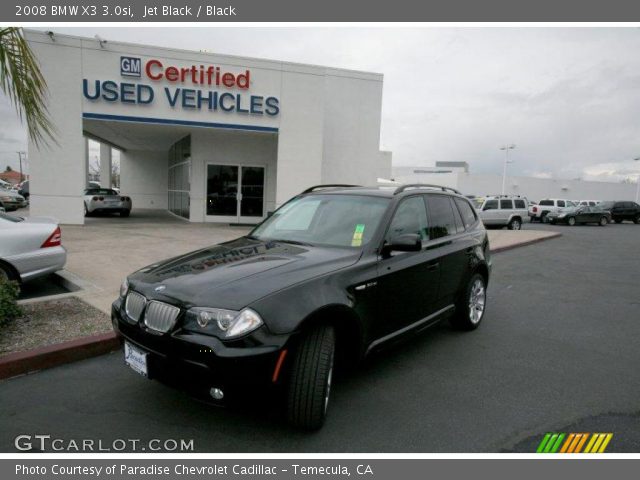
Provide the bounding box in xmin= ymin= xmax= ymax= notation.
xmin=0 ymin=278 xmax=22 ymax=326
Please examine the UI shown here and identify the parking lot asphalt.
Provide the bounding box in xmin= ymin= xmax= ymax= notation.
xmin=1 ymin=222 xmax=639 ymax=452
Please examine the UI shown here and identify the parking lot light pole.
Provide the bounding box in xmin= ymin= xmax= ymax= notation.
xmin=634 ymin=157 xmax=640 ymax=202
xmin=500 ymin=144 xmax=516 ymax=195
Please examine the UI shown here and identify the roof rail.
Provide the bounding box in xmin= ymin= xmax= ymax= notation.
xmin=301 ymin=184 xmax=361 ymax=194
xmin=393 ymin=184 xmax=461 ymax=195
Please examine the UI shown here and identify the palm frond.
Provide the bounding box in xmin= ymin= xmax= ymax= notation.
xmin=0 ymin=27 xmax=56 ymax=146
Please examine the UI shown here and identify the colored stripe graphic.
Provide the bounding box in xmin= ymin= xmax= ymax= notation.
xmin=537 ymin=433 xmax=613 ymax=453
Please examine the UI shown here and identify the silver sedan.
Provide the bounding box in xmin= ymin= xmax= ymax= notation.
xmin=0 ymin=188 xmax=27 ymax=212
xmin=0 ymin=213 xmax=67 ymax=282
xmin=84 ymin=188 xmax=132 ymax=217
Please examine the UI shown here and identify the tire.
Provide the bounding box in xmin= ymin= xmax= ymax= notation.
xmin=541 ymin=212 xmax=549 ymax=223
xmin=634 ymin=215 xmax=640 ymax=224
xmin=287 ymin=324 xmax=335 ymax=430
xmin=567 ymin=217 xmax=576 ymax=226
xmin=84 ymin=204 xmax=90 ymax=217
xmin=599 ymin=216 xmax=608 ymax=226
xmin=0 ymin=262 xmax=17 ymax=282
xmin=120 ymin=210 xmax=130 ymax=217
xmin=614 ymin=218 xmax=623 ymax=224
xmin=507 ymin=218 xmax=522 ymax=230
xmin=450 ymin=273 xmax=487 ymax=331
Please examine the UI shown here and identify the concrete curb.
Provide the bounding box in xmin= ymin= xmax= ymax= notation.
xmin=491 ymin=232 xmax=562 ymax=254
xmin=0 ymin=332 xmax=121 ymax=381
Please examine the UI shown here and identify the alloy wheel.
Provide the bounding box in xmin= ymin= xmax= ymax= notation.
xmin=468 ymin=278 xmax=486 ymax=325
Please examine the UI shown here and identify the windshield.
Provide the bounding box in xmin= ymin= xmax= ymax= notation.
xmin=250 ymin=194 xmax=390 ymax=248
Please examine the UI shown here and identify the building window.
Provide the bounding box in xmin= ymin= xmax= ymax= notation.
xmin=168 ymin=135 xmax=191 ymax=219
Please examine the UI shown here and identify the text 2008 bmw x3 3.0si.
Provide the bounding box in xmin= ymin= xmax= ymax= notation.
xmin=111 ymin=184 xmax=491 ymax=429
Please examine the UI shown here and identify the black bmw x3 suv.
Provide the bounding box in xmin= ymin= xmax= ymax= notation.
xmin=112 ymin=184 xmax=491 ymax=429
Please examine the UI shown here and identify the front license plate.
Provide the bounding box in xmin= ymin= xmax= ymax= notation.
xmin=124 ymin=341 xmax=148 ymax=377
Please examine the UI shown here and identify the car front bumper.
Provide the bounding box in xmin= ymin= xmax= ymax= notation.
xmin=111 ymin=299 xmax=291 ymax=398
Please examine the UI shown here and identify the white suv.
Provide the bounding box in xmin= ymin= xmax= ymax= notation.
xmin=478 ymin=195 xmax=529 ymax=230
xmin=529 ymin=199 xmax=577 ymax=223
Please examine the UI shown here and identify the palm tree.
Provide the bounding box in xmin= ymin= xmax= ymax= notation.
xmin=0 ymin=27 xmax=54 ymax=145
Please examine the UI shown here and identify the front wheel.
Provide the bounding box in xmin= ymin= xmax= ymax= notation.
xmin=450 ymin=273 xmax=487 ymax=331
xmin=600 ymin=216 xmax=608 ymax=226
xmin=287 ymin=324 xmax=335 ymax=430
xmin=507 ymin=218 xmax=522 ymax=230
xmin=634 ymin=215 xmax=640 ymax=224
xmin=567 ymin=217 xmax=576 ymax=226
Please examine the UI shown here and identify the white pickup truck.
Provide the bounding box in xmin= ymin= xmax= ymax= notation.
xmin=529 ymin=199 xmax=578 ymax=223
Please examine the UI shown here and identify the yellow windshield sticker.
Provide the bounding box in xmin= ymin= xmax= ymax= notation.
xmin=351 ymin=224 xmax=365 ymax=247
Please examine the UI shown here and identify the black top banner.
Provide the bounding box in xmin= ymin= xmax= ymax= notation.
xmin=4 ymin=0 xmax=640 ymax=22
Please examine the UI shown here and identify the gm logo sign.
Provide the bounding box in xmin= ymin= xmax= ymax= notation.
xmin=120 ymin=56 xmax=141 ymax=77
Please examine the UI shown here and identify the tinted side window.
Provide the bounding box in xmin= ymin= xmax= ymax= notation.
xmin=557 ymin=200 xmax=565 ymax=207
xmin=484 ymin=200 xmax=498 ymax=210
xmin=455 ymin=198 xmax=477 ymax=229
xmin=514 ymin=199 xmax=526 ymax=209
xmin=386 ymin=196 xmax=429 ymax=241
xmin=427 ymin=195 xmax=457 ymax=239
xmin=500 ymin=199 xmax=513 ymax=209
xmin=450 ymin=198 xmax=465 ymax=233
xmin=539 ymin=200 xmax=554 ymax=206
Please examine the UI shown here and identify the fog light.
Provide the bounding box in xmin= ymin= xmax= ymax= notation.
xmin=210 ymin=387 xmax=224 ymax=400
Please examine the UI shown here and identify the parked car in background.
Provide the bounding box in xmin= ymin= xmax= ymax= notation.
xmin=112 ymin=184 xmax=491 ymax=429
xmin=0 ymin=188 xmax=27 ymax=212
xmin=477 ymin=195 xmax=529 ymax=230
xmin=577 ymin=200 xmax=601 ymax=207
xmin=17 ymin=180 xmax=29 ymax=200
xmin=528 ymin=199 xmax=577 ymax=223
xmin=84 ymin=188 xmax=132 ymax=217
xmin=598 ymin=201 xmax=640 ymax=224
xmin=0 ymin=213 xmax=67 ymax=282
xmin=547 ymin=205 xmax=610 ymax=226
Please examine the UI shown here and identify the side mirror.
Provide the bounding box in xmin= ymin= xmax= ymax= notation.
xmin=383 ymin=233 xmax=422 ymax=256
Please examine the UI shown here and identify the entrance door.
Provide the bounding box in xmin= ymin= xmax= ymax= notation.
xmin=206 ymin=164 xmax=265 ymax=223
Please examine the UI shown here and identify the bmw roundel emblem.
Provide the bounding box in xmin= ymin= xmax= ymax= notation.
xmin=154 ymin=285 xmax=166 ymax=292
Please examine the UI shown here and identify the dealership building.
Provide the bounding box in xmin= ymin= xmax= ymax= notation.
xmin=25 ymin=30 xmax=391 ymax=224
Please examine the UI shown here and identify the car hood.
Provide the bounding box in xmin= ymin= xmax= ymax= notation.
xmin=128 ymin=236 xmax=361 ymax=311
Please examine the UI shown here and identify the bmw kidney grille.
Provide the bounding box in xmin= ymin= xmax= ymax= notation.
xmin=124 ymin=291 xmax=146 ymax=322
xmin=144 ymin=301 xmax=181 ymax=333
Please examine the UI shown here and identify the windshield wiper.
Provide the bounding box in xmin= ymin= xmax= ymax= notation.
xmin=268 ymin=238 xmax=314 ymax=247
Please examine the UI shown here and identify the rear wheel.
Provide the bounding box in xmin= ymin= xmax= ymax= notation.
xmin=567 ymin=217 xmax=576 ymax=226
xmin=507 ymin=218 xmax=522 ymax=230
xmin=120 ymin=210 xmax=130 ymax=217
xmin=287 ymin=324 xmax=335 ymax=430
xmin=0 ymin=263 xmax=17 ymax=282
xmin=450 ymin=273 xmax=486 ymax=331
xmin=541 ymin=212 xmax=549 ymax=223
xmin=599 ymin=216 xmax=608 ymax=226
xmin=634 ymin=214 xmax=640 ymax=224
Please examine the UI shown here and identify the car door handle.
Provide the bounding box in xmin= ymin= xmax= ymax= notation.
xmin=426 ymin=261 xmax=439 ymax=271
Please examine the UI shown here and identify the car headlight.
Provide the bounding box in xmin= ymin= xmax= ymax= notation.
xmin=184 ymin=307 xmax=264 ymax=339
xmin=119 ymin=278 xmax=129 ymax=298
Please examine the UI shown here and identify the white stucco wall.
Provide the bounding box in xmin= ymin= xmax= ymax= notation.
xmin=120 ymin=150 xmax=168 ymax=209
xmin=26 ymin=33 xmax=85 ymax=225
xmin=391 ymin=168 xmax=638 ymax=201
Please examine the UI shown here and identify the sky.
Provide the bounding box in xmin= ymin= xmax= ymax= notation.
xmin=2 ymin=26 xmax=640 ymax=183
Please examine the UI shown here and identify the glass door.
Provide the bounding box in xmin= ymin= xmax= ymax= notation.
xmin=206 ymin=164 xmax=239 ymax=223
xmin=239 ymin=166 xmax=265 ymax=223
xmin=205 ymin=164 xmax=266 ymax=223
